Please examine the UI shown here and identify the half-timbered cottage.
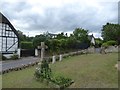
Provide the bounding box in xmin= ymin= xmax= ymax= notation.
xmin=0 ymin=12 xmax=19 ymax=58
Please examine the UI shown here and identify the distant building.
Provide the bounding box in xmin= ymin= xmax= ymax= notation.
xmin=0 ymin=12 xmax=19 ymax=58
xmin=88 ymin=34 xmax=95 ymax=45
xmin=48 ymin=33 xmax=57 ymax=38
xmin=45 ymin=31 xmax=57 ymax=38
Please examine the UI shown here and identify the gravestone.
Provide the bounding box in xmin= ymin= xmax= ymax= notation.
xmin=37 ymin=42 xmax=48 ymax=61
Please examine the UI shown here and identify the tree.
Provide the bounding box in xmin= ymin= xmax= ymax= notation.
xmin=101 ymin=23 xmax=120 ymax=44
xmin=73 ymin=28 xmax=90 ymax=43
xmin=17 ymin=30 xmax=27 ymax=41
xmin=17 ymin=30 xmax=34 ymax=42
xmin=56 ymin=32 xmax=67 ymax=39
xmin=33 ymin=34 xmax=47 ymax=48
xmin=95 ymin=38 xmax=103 ymax=47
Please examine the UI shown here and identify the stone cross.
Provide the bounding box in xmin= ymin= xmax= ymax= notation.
xmin=37 ymin=42 xmax=48 ymax=61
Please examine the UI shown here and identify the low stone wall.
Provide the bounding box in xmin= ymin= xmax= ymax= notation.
xmin=87 ymin=46 xmax=119 ymax=53
xmin=105 ymin=46 xmax=118 ymax=53
xmin=47 ymin=50 xmax=88 ymax=64
xmin=87 ymin=47 xmax=95 ymax=53
xmin=1 ymin=61 xmax=39 ymax=74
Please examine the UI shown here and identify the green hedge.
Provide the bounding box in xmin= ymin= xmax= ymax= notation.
xmin=102 ymin=40 xmax=117 ymax=48
xmin=21 ymin=41 xmax=33 ymax=49
xmin=102 ymin=42 xmax=109 ymax=48
xmin=34 ymin=60 xmax=73 ymax=88
xmin=106 ymin=40 xmax=117 ymax=46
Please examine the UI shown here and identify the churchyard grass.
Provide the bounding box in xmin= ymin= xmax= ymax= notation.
xmin=50 ymin=53 xmax=118 ymax=88
xmin=2 ymin=66 xmax=49 ymax=88
xmin=2 ymin=53 xmax=118 ymax=88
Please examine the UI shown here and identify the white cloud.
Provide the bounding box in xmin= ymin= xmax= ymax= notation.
xmin=0 ymin=0 xmax=119 ymax=37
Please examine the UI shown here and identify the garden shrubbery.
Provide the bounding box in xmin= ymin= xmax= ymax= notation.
xmin=50 ymin=75 xmax=73 ymax=87
xmin=34 ymin=60 xmax=73 ymax=88
xmin=106 ymin=40 xmax=117 ymax=46
xmin=102 ymin=42 xmax=109 ymax=48
xmin=102 ymin=40 xmax=117 ymax=48
xmin=21 ymin=41 xmax=34 ymax=49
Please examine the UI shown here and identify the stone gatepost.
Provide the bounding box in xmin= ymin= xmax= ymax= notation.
xmin=52 ymin=56 xmax=56 ymax=64
xmin=59 ymin=54 xmax=62 ymax=61
xmin=35 ymin=49 xmax=38 ymax=57
xmin=17 ymin=48 xmax=21 ymax=58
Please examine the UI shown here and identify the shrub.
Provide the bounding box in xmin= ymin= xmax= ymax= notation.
xmin=102 ymin=40 xmax=117 ymax=48
xmin=102 ymin=42 xmax=109 ymax=48
xmin=51 ymin=76 xmax=72 ymax=86
xmin=95 ymin=38 xmax=103 ymax=47
xmin=10 ymin=54 xmax=19 ymax=60
xmin=21 ymin=41 xmax=33 ymax=49
xmin=34 ymin=60 xmax=52 ymax=80
xmin=106 ymin=40 xmax=117 ymax=46
xmin=34 ymin=59 xmax=74 ymax=88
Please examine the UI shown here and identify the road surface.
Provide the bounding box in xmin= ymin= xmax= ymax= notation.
xmin=0 ymin=57 xmax=40 ymax=72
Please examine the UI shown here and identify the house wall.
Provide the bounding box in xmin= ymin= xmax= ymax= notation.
xmin=0 ymin=24 xmax=2 ymax=52
xmin=0 ymin=37 xmax=1 ymax=51
xmin=0 ymin=23 xmax=18 ymax=54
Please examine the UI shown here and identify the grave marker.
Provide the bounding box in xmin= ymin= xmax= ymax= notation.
xmin=37 ymin=42 xmax=48 ymax=61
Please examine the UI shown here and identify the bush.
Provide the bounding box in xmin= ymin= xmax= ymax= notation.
xmin=102 ymin=42 xmax=109 ymax=48
xmin=51 ymin=76 xmax=72 ymax=86
xmin=21 ymin=41 xmax=33 ymax=49
xmin=106 ymin=40 xmax=117 ymax=46
xmin=34 ymin=59 xmax=73 ymax=88
xmin=34 ymin=60 xmax=52 ymax=80
xmin=10 ymin=54 xmax=19 ymax=60
xmin=102 ymin=40 xmax=117 ymax=48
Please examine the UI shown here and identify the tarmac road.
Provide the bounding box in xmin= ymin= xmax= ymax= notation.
xmin=0 ymin=57 xmax=40 ymax=72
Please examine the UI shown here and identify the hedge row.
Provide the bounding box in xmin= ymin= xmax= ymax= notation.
xmin=102 ymin=40 xmax=117 ymax=47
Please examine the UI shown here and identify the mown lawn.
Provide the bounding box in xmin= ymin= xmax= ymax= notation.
xmin=2 ymin=53 xmax=118 ymax=88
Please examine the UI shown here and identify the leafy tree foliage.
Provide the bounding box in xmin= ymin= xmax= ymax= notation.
xmin=18 ymin=30 xmax=34 ymax=42
xmin=73 ymin=28 xmax=90 ymax=43
xmin=33 ymin=34 xmax=47 ymax=48
xmin=101 ymin=23 xmax=120 ymax=44
xmin=95 ymin=38 xmax=103 ymax=47
xmin=18 ymin=28 xmax=91 ymax=54
xmin=20 ymin=41 xmax=33 ymax=49
xmin=56 ymin=32 xmax=68 ymax=39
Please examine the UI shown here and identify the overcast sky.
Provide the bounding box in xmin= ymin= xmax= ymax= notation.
xmin=0 ymin=0 xmax=119 ymax=38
